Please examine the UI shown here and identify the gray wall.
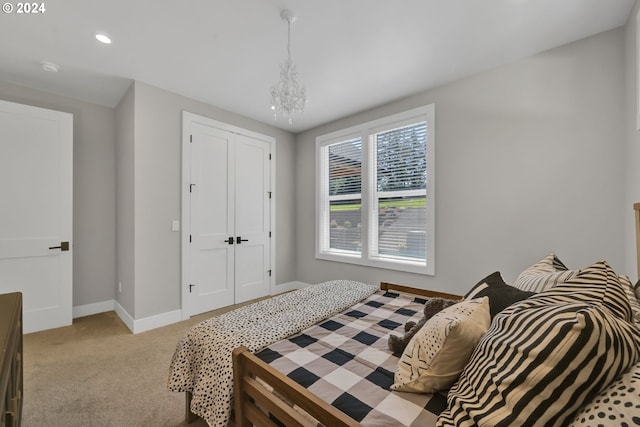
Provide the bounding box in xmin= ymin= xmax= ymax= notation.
xmin=115 ymin=83 xmax=136 ymax=316
xmin=119 ymin=81 xmax=296 ymax=319
xmin=295 ymin=28 xmax=627 ymax=295
xmin=624 ymin=1 xmax=640 ymax=281
xmin=0 ymin=80 xmax=117 ymax=308
xmin=1 ymin=18 xmax=634 ymax=321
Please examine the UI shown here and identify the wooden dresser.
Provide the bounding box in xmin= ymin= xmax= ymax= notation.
xmin=0 ymin=293 xmax=22 ymax=427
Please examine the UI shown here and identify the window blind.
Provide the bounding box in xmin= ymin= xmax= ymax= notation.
xmin=374 ymin=122 xmax=427 ymax=260
xmin=326 ymin=138 xmax=362 ymax=253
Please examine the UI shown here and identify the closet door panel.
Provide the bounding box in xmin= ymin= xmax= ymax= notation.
xmin=234 ymin=135 xmax=270 ymax=304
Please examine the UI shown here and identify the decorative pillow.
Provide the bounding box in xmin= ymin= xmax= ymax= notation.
xmin=388 ymin=297 xmax=459 ymax=355
xmin=514 ymin=252 xmax=579 ymax=292
xmin=436 ymin=261 xmax=640 ymax=427
xmin=569 ymin=360 xmax=640 ymax=426
xmin=391 ymin=297 xmax=490 ymax=394
xmin=531 ymin=261 xmax=634 ymax=323
xmin=619 ymin=275 xmax=640 ymax=323
xmin=465 ymin=271 xmax=534 ymax=318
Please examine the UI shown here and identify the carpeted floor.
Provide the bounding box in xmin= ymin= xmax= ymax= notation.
xmin=22 ymin=302 xmax=257 ymax=427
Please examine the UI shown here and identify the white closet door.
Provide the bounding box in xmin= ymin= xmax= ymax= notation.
xmin=234 ymin=134 xmax=271 ymax=304
xmin=188 ymin=122 xmax=235 ymax=314
xmin=0 ymin=100 xmax=73 ymax=333
xmin=183 ymin=113 xmax=272 ymax=317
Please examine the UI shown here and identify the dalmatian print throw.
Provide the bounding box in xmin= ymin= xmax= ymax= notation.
xmin=167 ymin=280 xmax=377 ymax=427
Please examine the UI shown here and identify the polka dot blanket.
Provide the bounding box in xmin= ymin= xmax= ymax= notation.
xmin=167 ymin=280 xmax=377 ymax=427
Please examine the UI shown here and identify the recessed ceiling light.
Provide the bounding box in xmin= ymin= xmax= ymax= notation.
xmin=95 ymin=34 xmax=111 ymax=44
xmin=41 ymin=61 xmax=59 ymax=72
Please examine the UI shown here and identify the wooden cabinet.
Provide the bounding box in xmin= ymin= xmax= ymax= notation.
xmin=0 ymin=293 xmax=22 ymax=427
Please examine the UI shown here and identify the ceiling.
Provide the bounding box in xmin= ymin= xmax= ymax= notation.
xmin=0 ymin=0 xmax=634 ymax=132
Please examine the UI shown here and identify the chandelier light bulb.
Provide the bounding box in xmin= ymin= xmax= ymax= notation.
xmin=95 ymin=33 xmax=112 ymax=44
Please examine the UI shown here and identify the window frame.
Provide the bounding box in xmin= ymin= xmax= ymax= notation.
xmin=315 ymin=104 xmax=435 ymax=275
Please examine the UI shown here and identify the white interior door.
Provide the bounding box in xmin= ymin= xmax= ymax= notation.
xmin=183 ymin=113 xmax=273 ymax=317
xmin=188 ymin=122 xmax=235 ymax=314
xmin=234 ymin=134 xmax=271 ymax=303
xmin=0 ymin=100 xmax=73 ymax=333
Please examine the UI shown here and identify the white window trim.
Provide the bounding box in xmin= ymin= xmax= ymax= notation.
xmin=315 ymin=104 xmax=435 ymax=275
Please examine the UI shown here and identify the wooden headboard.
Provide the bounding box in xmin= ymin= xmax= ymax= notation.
xmin=634 ymin=203 xmax=640 ymax=280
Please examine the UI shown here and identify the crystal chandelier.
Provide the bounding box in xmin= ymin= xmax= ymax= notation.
xmin=270 ymin=9 xmax=307 ymax=125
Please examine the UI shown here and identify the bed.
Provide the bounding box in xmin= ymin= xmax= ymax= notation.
xmin=232 ymin=283 xmax=462 ymax=427
xmin=168 ymin=205 xmax=640 ymax=427
xmin=167 ymin=280 xmax=461 ymax=426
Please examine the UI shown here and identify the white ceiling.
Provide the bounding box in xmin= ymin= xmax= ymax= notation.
xmin=0 ymin=0 xmax=634 ymax=132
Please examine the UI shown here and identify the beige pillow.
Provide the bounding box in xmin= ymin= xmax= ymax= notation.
xmin=391 ymin=297 xmax=490 ymax=393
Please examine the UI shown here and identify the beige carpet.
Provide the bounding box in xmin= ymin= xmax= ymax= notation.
xmin=22 ymin=302 xmax=258 ymax=427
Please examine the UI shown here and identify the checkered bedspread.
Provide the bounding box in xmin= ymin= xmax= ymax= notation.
xmin=256 ymin=290 xmax=448 ymax=426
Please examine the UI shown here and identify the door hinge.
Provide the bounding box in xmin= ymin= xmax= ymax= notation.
xmin=269 ymin=231 xmax=271 ymax=238
xmin=190 ymin=135 xmax=193 ymax=143
xmin=268 ymin=191 xmax=272 ymax=199
xmin=189 ymin=235 xmax=192 ymax=243
xmin=269 ymin=153 xmax=272 ymax=160
xmin=268 ymin=270 xmax=272 ymax=277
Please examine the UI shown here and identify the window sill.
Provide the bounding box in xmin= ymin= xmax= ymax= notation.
xmin=316 ymin=251 xmax=434 ymax=276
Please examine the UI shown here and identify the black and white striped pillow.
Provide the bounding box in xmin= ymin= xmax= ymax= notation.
xmin=529 ymin=261 xmax=634 ymax=322
xmin=437 ymin=261 xmax=640 ymax=427
xmin=617 ymin=275 xmax=640 ymax=323
xmin=514 ymin=253 xmax=579 ymax=292
xmin=523 ymin=259 xmax=640 ymax=323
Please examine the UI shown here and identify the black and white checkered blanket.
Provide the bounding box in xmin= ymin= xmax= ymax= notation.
xmin=256 ymin=290 xmax=447 ymax=426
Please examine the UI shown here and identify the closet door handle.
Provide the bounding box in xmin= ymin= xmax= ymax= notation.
xmin=224 ymin=237 xmax=234 ymax=245
xmin=49 ymin=241 xmax=69 ymax=251
xmin=236 ymin=237 xmax=248 ymax=244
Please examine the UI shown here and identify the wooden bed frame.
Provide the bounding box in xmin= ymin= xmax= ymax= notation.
xmin=229 ymin=282 xmax=462 ymax=427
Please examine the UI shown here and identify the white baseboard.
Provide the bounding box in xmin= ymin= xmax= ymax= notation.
xmin=113 ymin=300 xmax=182 ymax=334
xmin=113 ymin=300 xmax=135 ymax=332
xmin=73 ymin=300 xmax=115 ymax=319
xmin=132 ymin=309 xmax=183 ymax=334
xmin=271 ymin=281 xmax=311 ymax=295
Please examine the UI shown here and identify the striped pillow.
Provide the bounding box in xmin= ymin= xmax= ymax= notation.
xmin=437 ymin=262 xmax=640 ymax=427
xmin=531 ymin=261 xmax=634 ymax=322
xmin=514 ymin=253 xmax=579 ymax=292
xmin=619 ymin=275 xmax=640 ymax=323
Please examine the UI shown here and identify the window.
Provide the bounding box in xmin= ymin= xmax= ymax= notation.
xmin=316 ymin=105 xmax=435 ymax=275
